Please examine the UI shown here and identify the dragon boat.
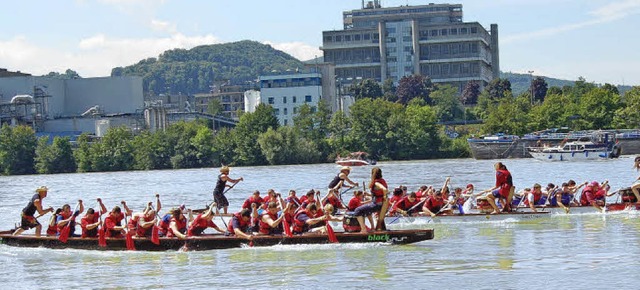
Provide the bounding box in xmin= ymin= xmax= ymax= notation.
xmin=0 ymin=229 xmax=434 ymax=251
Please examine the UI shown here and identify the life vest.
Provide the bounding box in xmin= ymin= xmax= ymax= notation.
xmin=81 ymin=214 xmax=100 ymax=238
xmin=258 ymin=211 xmax=280 ymax=235
xmin=342 ymin=213 xmax=361 ymax=233
xmin=242 ymin=196 xmax=264 ymax=209
xmin=158 ymin=213 xmax=172 ymax=236
xmin=371 ymin=178 xmax=388 ymax=204
xmin=580 ymin=188 xmax=594 ymax=206
xmin=323 ymin=196 xmax=343 ymax=214
xmin=425 ymin=196 xmax=444 ymax=212
xmin=496 ymin=169 xmax=513 ymax=196
xmin=167 ymin=216 xmax=187 ymax=238
xmin=292 ymin=210 xmax=322 ymax=233
xmin=135 ymin=215 xmax=155 ymax=237
xmin=524 ymin=190 xmax=543 ymax=206
xmin=227 ymin=213 xmax=250 ymax=234
xmin=347 ymin=197 xmax=362 ymax=211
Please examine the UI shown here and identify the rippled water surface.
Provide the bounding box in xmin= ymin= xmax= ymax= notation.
xmin=1 ymin=157 xmax=639 ymax=289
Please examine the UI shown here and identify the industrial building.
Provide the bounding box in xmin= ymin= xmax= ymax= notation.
xmin=321 ymin=1 xmax=499 ymax=93
xmin=0 ymin=73 xmax=144 ymax=136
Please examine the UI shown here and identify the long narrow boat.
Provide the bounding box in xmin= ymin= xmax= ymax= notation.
xmin=0 ymin=229 xmax=434 ymax=251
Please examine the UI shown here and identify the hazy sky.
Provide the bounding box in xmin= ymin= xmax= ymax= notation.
xmin=1 ymin=0 xmax=639 ymax=85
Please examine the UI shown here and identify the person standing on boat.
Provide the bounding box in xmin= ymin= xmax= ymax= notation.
xmin=631 ymin=156 xmax=640 ymax=203
xmin=13 ymin=186 xmax=55 ymax=237
xmin=353 ymin=166 xmax=389 ymax=232
xmin=484 ymin=162 xmax=513 ymax=214
xmin=212 ymin=166 xmax=243 ymax=215
xmin=328 ymin=166 xmax=358 ymax=194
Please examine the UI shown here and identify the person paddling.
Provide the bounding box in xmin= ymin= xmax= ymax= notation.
xmin=13 ymin=186 xmax=54 ymax=237
xmin=56 ymin=201 xmax=84 ymax=237
xmin=188 ymin=203 xmax=225 ymax=236
xmin=80 ymin=198 xmax=107 ymax=238
xmin=212 ymin=166 xmax=243 ymax=215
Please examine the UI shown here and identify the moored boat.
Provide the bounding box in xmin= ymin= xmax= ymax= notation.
xmin=528 ymin=139 xmax=618 ymax=161
xmin=0 ymin=229 xmax=434 ymax=251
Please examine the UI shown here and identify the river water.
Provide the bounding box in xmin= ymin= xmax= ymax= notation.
xmin=1 ymin=157 xmax=639 ymax=289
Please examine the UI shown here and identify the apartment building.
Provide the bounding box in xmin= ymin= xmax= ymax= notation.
xmin=321 ymin=1 xmax=499 ymax=93
xmin=259 ymin=72 xmax=323 ymax=126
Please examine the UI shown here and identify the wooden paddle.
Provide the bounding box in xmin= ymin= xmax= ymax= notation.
xmin=387 ymin=198 xmax=427 ymax=225
xmin=325 ymin=216 xmax=338 ymax=243
xmin=277 ymin=198 xmax=293 ymax=238
xmin=58 ymin=202 xmax=80 ymax=243
xmin=122 ymin=213 xmax=136 ymax=251
xmin=98 ymin=214 xmax=107 ymax=247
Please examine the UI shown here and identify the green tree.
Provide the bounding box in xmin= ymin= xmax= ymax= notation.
xmin=35 ymin=136 xmax=76 ymax=174
xmin=74 ymin=133 xmax=93 ymax=172
xmin=576 ymin=87 xmax=620 ymax=129
xmin=328 ymin=110 xmax=353 ymax=156
xmin=258 ymin=127 xmax=321 ymax=165
xmin=0 ymin=125 xmax=37 ymax=175
xmin=233 ymin=103 xmax=279 ymax=165
xmin=131 ymin=131 xmax=172 ymax=170
xmin=613 ymin=86 xmax=640 ymax=128
xmin=530 ymin=76 xmax=548 ymax=103
xmin=482 ymin=96 xmax=531 ymax=135
xmin=348 ymin=98 xmax=404 ymax=159
xmin=90 ymin=126 xmax=134 ymax=172
xmin=527 ymin=93 xmax=579 ymax=130
xmin=430 ymin=84 xmax=463 ymax=122
xmin=396 ymin=75 xmax=433 ymax=105
xmin=350 ymin=78 xmax=383 ymax=99
xmin=207 ymin=99 xmax=223 ymax=116
xmin=486 ymin=78 xmax=512 ymax=100
xmin=382 ymin=78 xmax=397 ymax=102
xmin=212 ymin=128 xmax=237 ymax=166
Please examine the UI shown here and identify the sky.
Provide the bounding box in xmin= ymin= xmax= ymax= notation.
xmin=1 ymin=0 xmax=639 ymax=85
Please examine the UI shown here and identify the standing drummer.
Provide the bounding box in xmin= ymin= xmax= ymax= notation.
xmin=13 ymin=186 xmax=54 ymax=237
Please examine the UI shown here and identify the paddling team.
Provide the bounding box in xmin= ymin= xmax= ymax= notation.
xmin=12 ymin=157 xmax=640 ymax=240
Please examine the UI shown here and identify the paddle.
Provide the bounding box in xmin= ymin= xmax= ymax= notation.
xmin=98 ymin=214 xmax=107 ymax=247
xmin=278 ymin=198 xmax=293 ymax=238
xmin=58 ymin=202 xmax=80 ymax=243
xmin=426 ymin=205 xmax=449 ymax=224
xmin=149 ymin=205 xmax=161 ymax=245
xmin=122 ymin=213 xmax=136 ymax=251
xmin=339 ymin=185 xmax=356 ymax=203
xmin=325 ymin=216 xmax=338 ymax=243
xmin=387 ymin=198 xmax=427 ymax=225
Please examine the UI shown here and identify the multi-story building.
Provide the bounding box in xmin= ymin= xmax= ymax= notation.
xmin=321 ymin=1 xmax=499 ymax=93
xmin=194 ymin=83 xmax=252 ymax=120
xmin=259 ymin=72 xmax=324 ymax=126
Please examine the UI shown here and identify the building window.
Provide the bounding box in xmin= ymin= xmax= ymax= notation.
xmin=275 ymin=108 xmax=280 ymax=115
xmin=404 ymin=46 xmax=412 ymax=52
xmin=431 ymin=29 xmax=438 ymax=36
xmin=345 ymin=35 xmax=351 ymax=41
xmin=284 ymin=108 xmax=288 ymax=115
xmin=441 ymin=29 xmax=448 ymax=36
xmin=305 ymin=95 xmax=312 ymax=102
xmin=293 ymin=107 xmax=298 ymax=114
xmin=373 ymin=33 xmax=379 ymax=40
xmin=311 ymin=106 xmax=317 ymax=113
xmin=402 ymin=36 xmax=412 ymax=42
xmin=324 ymin=35 xmax=333 ymax=42
xmin=461 ymin=27 xmax=468 ymax=34
xmin=364 ymin=34 xmax=371 ymax=40
xmin=336 ymin=35 xmax=342 ymax=42
xmin=354 ymin=34 xmax=361 ymax=41
xmin=292 ymin=96 xmax=297 ymax=103
xmin=471 ymin=27 xmax=478 ymax=34
xmin=451 ymin=28 xmax=457 ymax=35
xmin=283 ymin=96 xmax=287 ymax=103
xmin=268 ymin=97 xmax=274 ymax=104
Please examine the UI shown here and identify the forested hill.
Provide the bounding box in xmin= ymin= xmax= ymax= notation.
xmin=502 ymin=71 xmax=633 ymax=95
xmin=110 ymin=40 xmax=305 ymax=95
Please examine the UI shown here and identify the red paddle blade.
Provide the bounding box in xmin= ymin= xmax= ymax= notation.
xmin=98 ymin=227 xmax=107 ymax=247
xmin=283 ymin=219 xmax=293 ymax=238
xmin=126 ymin=232 xmax=136 ymax=251
xmin=58 ymin=226 xmax=71 ymax=243
xmin=151 ymin=225 xmax=160 ymax=245
xmin=326 ymin=223 xmax=338 ymax=243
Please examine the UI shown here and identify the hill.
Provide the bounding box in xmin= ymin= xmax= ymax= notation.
xmin=502 ymin=71 xmax=633 ymax=95
xmin=111 ymin=40 xmax=305 ymax=95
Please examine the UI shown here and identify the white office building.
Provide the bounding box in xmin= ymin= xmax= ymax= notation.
xmin=259 ymin=72 xmax=323 ymax=126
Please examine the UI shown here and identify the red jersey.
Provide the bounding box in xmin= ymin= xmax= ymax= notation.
xmin=348 ymin=197 xmax=362 ymax=211
xmin=104 ymin=212 xmax=125 ymax=238
xmin=424 ymin=196 xmax=445 ymax=213
xmin=496 ymin=169 xmax=513 ymax=197
xmin=371 ymin=178 xmax=388 ymax=204
xmin=242 ymin=196 xmax=264 ymax=209
xmin=167 ymin=216 xmax=187 ymax=238
xmin=258 ymin=211 xmax=280 ymax=235
xmin=188 ymin=214 xmax=220 ymax=236
xmin=80 ymin=211 xmax=104 ymax=238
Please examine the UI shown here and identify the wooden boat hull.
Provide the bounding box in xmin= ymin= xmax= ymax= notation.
xmin=0 ymin=229 xmax=433 ymax=251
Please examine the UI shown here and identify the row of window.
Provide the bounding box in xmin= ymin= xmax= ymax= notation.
xmin=261 ymin=78 xmax=321 ymax=88
xmin=267 ymin=95 xmax=314 ymax=105
xmin=351 ymin=5 xmax=460 ymax=17
xmin=419 ymin=42 xmax=481 ymax=59
xmin=325 ymin=25 xmax=480 ymax=45
xmin=420 ymin=62 xmax=482 ymax=77
xmin=274 ymin=106 xmax=317 ymax=116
